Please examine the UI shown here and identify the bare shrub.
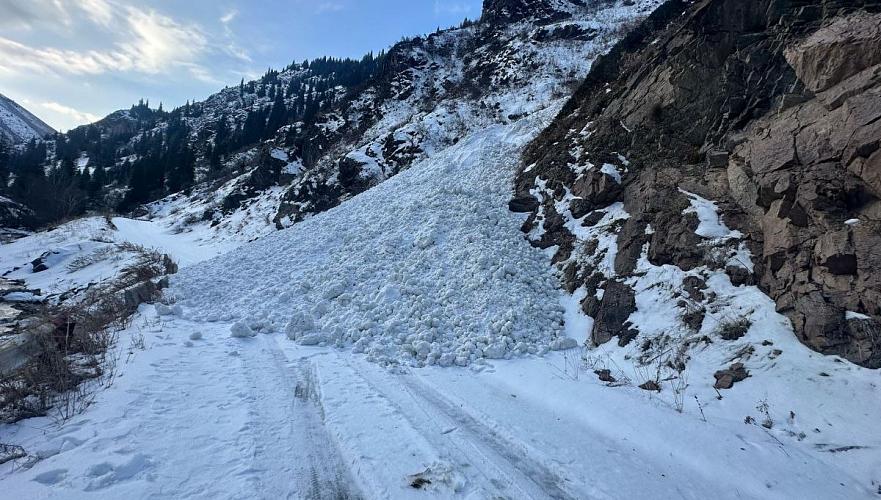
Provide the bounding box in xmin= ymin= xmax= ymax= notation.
xmin=756 ymin=398 xmax=773 ymax=429
xmin=670 ymin=369 xmax=687 ymax=413
xmin=694 ymin=395 xmax=707 ymax=422
xmin=67 ymin=246 xmax=118 ymax=271
xmin=717 ymin=317 xmax=752 ymax=341
xmin=0 ymin=249 xmax=177 ymax=423
xmin=562 ymin=345 xmax=584 ymax=381
xmin=129 ymin=331 xmax=146 ymax=351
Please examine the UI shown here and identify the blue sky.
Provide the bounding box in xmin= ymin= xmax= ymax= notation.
xmin=0 ymin=0 xmax=482 ymax=132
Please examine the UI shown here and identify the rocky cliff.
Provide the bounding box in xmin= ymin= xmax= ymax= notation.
xmin=515 ymin=0 xmax=881 ymax=367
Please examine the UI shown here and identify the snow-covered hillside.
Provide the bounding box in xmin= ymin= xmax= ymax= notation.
xmin=0 ymin=0 xmax=879 ymax=499
xmin=4 ymin=74 xmax=879 ymax=500
xmin=0 ymin=94 xmax=54 ymax=145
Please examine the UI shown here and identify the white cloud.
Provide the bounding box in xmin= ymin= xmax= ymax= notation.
xmin=315 ymin=2 xmax=344 ymax=14
xmin=39 ymin=101 xmax=100 ymax=126
xmin=218 ymin=7 xmax=251 ymax=63
xmin=78 ymin=0 xmax=114 ymax=26
xmin=0 ymin=37 xmax=122 ymax=75
xmin=0 ymin=3 xmax=211 ymax=78
xmin=220 ymin=9 xmax=238 ymax=25
xmin=119 ymin=6 xmax=208 ymax=74
xmin=433 ymin=1 xmax=475 ymax=16
xmin=0 ymin=0 xmax=70 ymax=30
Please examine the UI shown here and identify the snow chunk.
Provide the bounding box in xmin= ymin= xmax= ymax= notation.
xmin=550 ymin=337 xmax=579 ymax=351
xmin=230 ymin=321 xmax=256 ymax=338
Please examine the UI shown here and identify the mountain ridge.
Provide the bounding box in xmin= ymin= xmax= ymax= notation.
xmin=0 ymin=0 xmax=660 ymax=233
xmin=0 ymin=94 xmax=55 ymax=145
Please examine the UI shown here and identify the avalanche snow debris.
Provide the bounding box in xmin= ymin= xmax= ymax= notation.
xmin=169 ymin=0 xmax=671 ymax=367
xmin=174 ymin=111 xmax=570 ymax=367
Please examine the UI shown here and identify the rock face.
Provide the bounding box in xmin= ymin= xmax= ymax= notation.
xmin=482 ymin=0 xmax=584 ymax=24
xmin=515 ymin=0 xmax=881 ymax=368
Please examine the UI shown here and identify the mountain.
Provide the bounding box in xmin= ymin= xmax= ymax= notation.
xmin=1 ymin=1 xmax=880 ymax=498
xmin=515 ymin=0 xmax=881 ymax=367
xmin=0 ymin=0 xmax=659 ymax=234
xmin=0 ymin=94 xmax=54 ymax=145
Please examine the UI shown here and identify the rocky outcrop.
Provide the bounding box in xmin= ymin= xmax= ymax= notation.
xmin=591 ymin=281 xmax=637 ymax=346
xmin=515 ymin=0 xmax=881 ymax=368
xmin=482 ymin=0 xmax=586 ymax=24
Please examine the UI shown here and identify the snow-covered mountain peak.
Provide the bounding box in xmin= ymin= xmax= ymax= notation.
xmin=0 ymin=94 xmax=54 ymax=145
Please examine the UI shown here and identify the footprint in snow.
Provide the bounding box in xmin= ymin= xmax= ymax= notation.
xmin=83 ymin=454 xmax=154 ymax=491
xmin=33 ymin=468 xmax=68 ymax=485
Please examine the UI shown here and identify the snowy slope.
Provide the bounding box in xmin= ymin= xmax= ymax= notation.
xmin=0 ymin=211 xmax=243 ymax=313
xmin=173 ymin=109 xmax=569 ymax=366
xmin=0 ymin=94 xmax=54 ymax=144
xmin=168 ymin=0 xmax=670 ymax=364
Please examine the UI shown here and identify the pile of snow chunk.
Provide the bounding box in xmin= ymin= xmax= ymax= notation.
xmin=173 ymin=113 xmax=571 ymax=366
xmin=164 ymin=0 xmax=672 ymax=367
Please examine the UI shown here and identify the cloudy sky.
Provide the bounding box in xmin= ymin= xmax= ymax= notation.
xmin=0 ymin=0 xmax=482 ymax=132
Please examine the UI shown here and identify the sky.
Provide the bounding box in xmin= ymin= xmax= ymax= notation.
xmin=0 ymin=0 xmax=483 ymax=132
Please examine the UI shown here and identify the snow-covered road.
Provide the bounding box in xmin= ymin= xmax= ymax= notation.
xmin=2 ymin=309 xmax=875 ymax=499
xmin=0 ymin=316 xmax=361 ymax=499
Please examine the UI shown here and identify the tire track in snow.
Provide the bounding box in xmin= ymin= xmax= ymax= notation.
xmin=347 ymin=359 xmax=580 ymax=500
xmin=240 ymin=335 xmax=360 ymax=499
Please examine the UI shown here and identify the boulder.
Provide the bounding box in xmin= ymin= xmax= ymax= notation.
xmin=590 ymin=281 xmax=636 ymax=346
xmin=639 ymin=380 xmax=661 ymax=392
xmin=508 ymin=195 xmax=539 ymax=213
